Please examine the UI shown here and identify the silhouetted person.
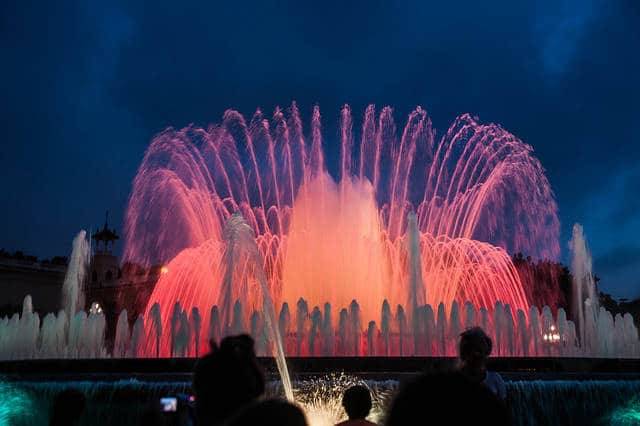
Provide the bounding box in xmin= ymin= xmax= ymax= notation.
xmin=337 ymin=385 xmax=376 ymax=425
xmin=140 ymin=404 xmax=164 ymax=426
xmin=193 ymin=334 xmax=265 ymax=425
xmin=225 ymin=398 xmax=307 ymax=426
xmin=49 ymin=389 xmax=85 ymax=426
xmin=458 ymin=327 xmax=506 ymax=400
xmin=385 ymin=372 xmax=509 ymax=426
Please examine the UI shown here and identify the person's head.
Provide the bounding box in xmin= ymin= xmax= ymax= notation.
xmin=193 ymin=334 xmax=265 ymax=425
xmin=385 ymin=372 xmax=508 ymax=426
xmin=342 ymin=385 xmax=372 ymax=420
xmin=459 ymin=327 xmax=492 ymax=368
xmin=225 ymin=399 xmax=307 ymax=426
xmin=49 ymin=389 xmax=85 ymax=426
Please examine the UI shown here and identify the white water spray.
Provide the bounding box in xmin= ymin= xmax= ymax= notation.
xmin=220 ymin=213 xmax=293 ymax=401
xmin=570 ymin=223 xmax=599 ymax=349
xmin=61 ymin=231 xmax=90 ymax=319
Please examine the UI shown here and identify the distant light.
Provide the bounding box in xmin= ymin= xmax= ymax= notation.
xmin=542 ymin=327 xmax=561 ymax=344
xmin=161 ymin=266 xmax=169 ymax=275
xmin=89 ymin=302 xmax=103 ymax=315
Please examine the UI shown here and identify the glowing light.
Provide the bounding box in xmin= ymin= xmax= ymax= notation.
xmin=293 ymin=374 xmax=387 ymax=426
xmin=89 ymin=302 xmax=103 ymax=315
xmin=160 ymin=266 xmax=169 ymax=275
xmin=543 ymin=325 xmax=561 ymax=343
xmin=0 ymin=382 xmax=34 ymax=424
xmin=610 ymin=397 xmax=640 ymax=425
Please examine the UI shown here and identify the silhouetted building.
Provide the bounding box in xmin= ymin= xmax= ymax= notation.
xmin=85 ymin=213 xmax=157 ymax=332
xmin=0 ymin=251 xmax=66 ymax=315
xmin=0 ymin=214 xmax=158 ymax=336
xmin=90 ymin=214 xmax=121 ymax=285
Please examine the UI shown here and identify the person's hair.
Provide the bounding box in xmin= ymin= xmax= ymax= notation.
xmin=225 ymin=398 xmax=307 ymax=426
xmin=193 ymin=334 xmax=265 ymax=425
xmin=385 ymin=372 xmax=509 ymax=426
xmin=459 ymin=326 xmax=493 ymax=359
xmin=342 ymin=385 xmax=372 ymax=420
xmin=49 ymin=389 xmax=86 ymax=426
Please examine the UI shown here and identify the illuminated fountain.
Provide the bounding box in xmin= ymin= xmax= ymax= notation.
xmin=0 ymin=104 xmax=638 ymax=360
xmin=121 ymin=104 xmax=568 ymax=355
xmin=1 ymin=103 xmax=639 ymax=426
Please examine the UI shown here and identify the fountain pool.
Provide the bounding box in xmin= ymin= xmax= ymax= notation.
xmin=1 ymin=375 xmax=639 ymax=426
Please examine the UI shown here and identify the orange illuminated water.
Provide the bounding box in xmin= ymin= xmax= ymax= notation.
xmin=123 ymin=104 xmax=559 ymax=355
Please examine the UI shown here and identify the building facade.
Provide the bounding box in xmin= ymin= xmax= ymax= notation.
xmin=0 ymin=253 xmax=66 ymax=316
xmin=0 ymin=218 xmax=158 ymax=332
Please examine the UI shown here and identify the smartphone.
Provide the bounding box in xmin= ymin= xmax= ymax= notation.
xmin=160 ymin=397 xmax=178 ymax=412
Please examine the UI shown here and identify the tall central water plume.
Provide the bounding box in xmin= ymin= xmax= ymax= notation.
xmin=125 ymin=103 xmax=560 ymax=350
xmin=570 ymin=224 xmax=599 ymax=350
xmin=407 ymin=212 xmax=425 ymax=318
xmin=61 ymin=231 xmax=90 ymax=320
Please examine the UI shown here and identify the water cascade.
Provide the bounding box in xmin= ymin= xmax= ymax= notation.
xmin=3 ymin=378 xmax=640 ymax=426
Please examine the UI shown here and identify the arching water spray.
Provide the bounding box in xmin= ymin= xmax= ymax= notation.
xmin=129 ymin=104 xmax=558 ymax=331
xmin=220 ymin=213 xmax=293 ymax=400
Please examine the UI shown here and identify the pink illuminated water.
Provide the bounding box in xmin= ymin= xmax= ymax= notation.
xmin=123 ymin=104 xmax=560 ymax=356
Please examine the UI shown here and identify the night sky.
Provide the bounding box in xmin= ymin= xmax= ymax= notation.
xmin=1 ymin=1 xmax=639 ymax=299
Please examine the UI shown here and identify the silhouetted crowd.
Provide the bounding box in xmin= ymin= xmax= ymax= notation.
xmin=50 ymin=327 xmax=510 ymax=425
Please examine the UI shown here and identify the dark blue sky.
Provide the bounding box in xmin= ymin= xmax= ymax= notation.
xmin=1 ymin=0 xmax=638 ymax=298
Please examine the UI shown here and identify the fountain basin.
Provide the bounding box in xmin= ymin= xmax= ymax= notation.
xmin=1 ymin=366 xmax=639 ymax=426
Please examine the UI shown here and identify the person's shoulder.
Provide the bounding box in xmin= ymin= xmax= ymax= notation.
xmin=485 ymin=370 xmax=507 ymax=400
xmin=486 ymin=370 xmax=505 ymax=383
